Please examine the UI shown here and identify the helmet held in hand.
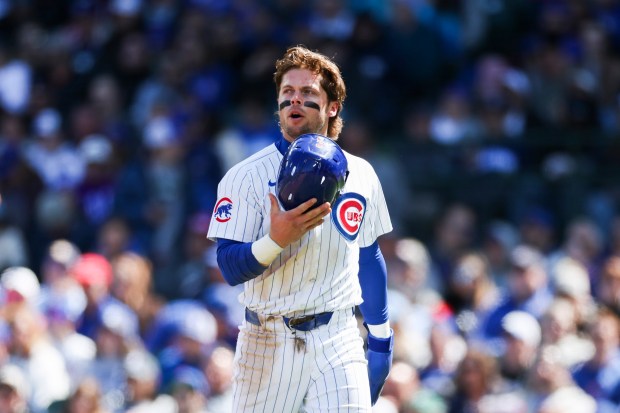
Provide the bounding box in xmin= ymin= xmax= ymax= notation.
xmin=276 ymin=133 xmax=349 ymax=211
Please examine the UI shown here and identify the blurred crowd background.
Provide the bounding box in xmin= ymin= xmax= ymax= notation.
xmin=1 ymin=0 xmax=620 ymax=412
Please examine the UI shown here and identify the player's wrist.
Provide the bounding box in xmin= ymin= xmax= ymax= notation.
xmin=367 ymin=321 xmax=391 ymax=339
xmin=252 ymin=234 xmax=284 ymax=266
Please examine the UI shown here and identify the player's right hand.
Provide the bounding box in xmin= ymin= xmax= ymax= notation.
xmin=268 ymin=193 xmax=331 ymax=248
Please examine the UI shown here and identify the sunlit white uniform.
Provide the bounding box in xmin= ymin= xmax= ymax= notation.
xmin=208 ymin=139 xmax=392 ymax=412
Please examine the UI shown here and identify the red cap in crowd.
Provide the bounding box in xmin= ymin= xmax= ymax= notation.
xmin=70 ymin=253 xmax=113 ymax=288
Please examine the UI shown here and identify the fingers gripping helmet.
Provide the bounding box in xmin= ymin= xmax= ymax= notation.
xmin=276 ymin=133 xmax=349 ymax=211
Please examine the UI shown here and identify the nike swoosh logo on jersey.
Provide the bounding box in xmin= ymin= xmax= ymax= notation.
xmin=268 ymin=180 xmax=276 ymax=187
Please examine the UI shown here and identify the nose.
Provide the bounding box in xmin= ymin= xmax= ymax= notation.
xmin=291 ymin=91 xmax=302 ymax=105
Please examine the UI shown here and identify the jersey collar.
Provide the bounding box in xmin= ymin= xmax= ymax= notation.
xmin=275 ymin=135 xmax=291 ymax=156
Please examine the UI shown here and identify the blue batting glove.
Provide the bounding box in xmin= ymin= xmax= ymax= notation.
xmin=366 ymin=328 xmax=393 ymax=406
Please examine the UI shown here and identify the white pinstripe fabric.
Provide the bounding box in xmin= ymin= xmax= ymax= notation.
xmin=232 ymin=309 xmax=371 ymax=412
xmin=207 ymin=141 xmax=392 ymax=412
xmin=207 ymin=143 xmax=392 ymax=317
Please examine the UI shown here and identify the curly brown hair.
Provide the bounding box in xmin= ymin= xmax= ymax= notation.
xmin=274 ymin=45 xmax=347 ymax=139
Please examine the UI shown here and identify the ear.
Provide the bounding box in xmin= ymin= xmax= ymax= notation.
xmin=328 ymin=102 xmax=339 ymax=118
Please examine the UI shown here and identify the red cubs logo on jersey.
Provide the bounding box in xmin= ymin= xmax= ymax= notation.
xmin=332 ymin=193 xmax=366 ymax=241
xmin=213 ymin=197 xmax=233 ymax=223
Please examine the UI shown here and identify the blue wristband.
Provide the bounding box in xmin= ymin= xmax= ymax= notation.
xmin=367 ymin=330 xmax=394 ymax=353
xmin=366 ymin=327 xmax=394 ymax=406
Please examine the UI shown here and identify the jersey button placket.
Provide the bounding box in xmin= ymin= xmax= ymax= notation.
xmin=308 ymin=226 xmax=322 ymax=282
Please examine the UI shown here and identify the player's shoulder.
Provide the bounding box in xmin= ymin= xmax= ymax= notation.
xmin=342 ymin=149 xmax=376 ymax=173
xmin=221 ymin=143 xmax=280 ymax=179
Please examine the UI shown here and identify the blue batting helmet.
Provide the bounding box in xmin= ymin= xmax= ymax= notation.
xmin=276 ymin=133 xmax=349 ymax=211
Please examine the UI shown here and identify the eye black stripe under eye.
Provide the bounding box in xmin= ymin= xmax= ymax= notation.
xmin=279 ymin=100 xmax=320 ymax=111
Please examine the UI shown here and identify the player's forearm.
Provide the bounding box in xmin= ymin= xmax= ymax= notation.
xmin=358 ymin=240 xmax=390 ymax=336
xmin=216 ymin=238 xmax=268 ymax=286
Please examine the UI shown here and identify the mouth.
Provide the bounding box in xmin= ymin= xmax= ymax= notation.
xmin=289 ymin=109 xmax=304 ymax=119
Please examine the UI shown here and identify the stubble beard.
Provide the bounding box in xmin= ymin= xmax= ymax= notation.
xmin=280 ymin=113 xmax=327 ymax=140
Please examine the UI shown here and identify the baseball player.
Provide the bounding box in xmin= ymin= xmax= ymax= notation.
xmin=207 ymin=45 xmax=393 ymax=412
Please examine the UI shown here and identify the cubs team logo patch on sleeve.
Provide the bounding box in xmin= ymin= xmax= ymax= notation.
xmin=332 ymin=192 xmax=366 ymax=241
xmin=213 ymin=197 xmax=233 ymax=222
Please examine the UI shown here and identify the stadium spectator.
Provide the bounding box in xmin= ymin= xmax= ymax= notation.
xmin=482 ymin=245 xmax=553 ymax=340
xmin=157 ymin=303 xmax=216 ymax=392
xmin=539 ymin=297 xmax=594 ymax=369
xmin=72 ymin=134 xmax=118 ymax=251
xmin=123 ymin=348 xmax=176 ymax=413
xmin=429 ymin=203 xmax=478 ymax=296
xmin=480 ymin=220 xmax=520 ymax=289
xmin=419 ymin=321 xmax=466 ymax=400
xmin=455 ymin=349 xmax=529 ymax=413
xmin=110 ymin=252 xmax=164 ymax=338
xmin=7 ymin=304 xmax=71 ymax=412
xmin=527 ymin=345 xmax=596 ymax=413
xmin=0 ymin=363 xmax=30 ymax=413
xmin=571 ymin=307 xmax=620 ymax=411
xmin=168 ymin=366 xmax=209 ymax=413
xmin=447 ymin=252 xmax=500 ymax=341
xmin=497 ymin=311 xmax=542 ymax=388
xmin=202 ymin=344 xmax=233 ymax=413
xmin=48 ymin=377 xmax=110 ymax=413
xmin=597 ymin=255 xmax=620 ymax=316
xmin=69 ymin=253 xmax=134 ymax=341
xmin=382 ymin=359 xmax=447 ymax=413
xmin=22 ymin=108 xmax=85 ymax=191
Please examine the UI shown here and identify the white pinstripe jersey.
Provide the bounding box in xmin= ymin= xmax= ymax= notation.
xmin=208 ymin=140 xmax=392 ymax=317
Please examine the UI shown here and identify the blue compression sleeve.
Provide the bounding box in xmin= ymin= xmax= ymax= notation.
xmin=358 ymin=240 xmax=389 ymax=325
xmin=216 ymin=238 xmax=267 ymax=286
